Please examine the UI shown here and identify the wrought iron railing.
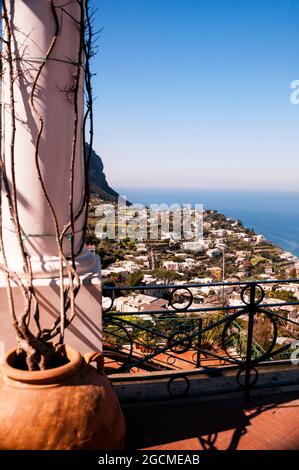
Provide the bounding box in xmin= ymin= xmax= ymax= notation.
xmin=103 ymin=279 xmax=299 ymax=400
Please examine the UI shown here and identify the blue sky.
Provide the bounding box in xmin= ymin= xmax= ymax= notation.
xmin=90 ymin=0 xmax=299 ymax=191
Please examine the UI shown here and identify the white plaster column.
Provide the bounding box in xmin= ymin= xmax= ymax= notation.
xmin=1 ymin=0 xmax=95 ymax=277
xmin=0 ymin=0 xmax=102 ymax=355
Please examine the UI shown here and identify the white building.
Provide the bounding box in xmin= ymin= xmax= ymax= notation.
xmin=207 ymin=248 xmax=222 ymax=258
xmin=136 ymin=243 xmax=147 ymax=253
xmin=183 ymin=241 xmax=204 ymax=252
xmin=114 ymin=294 xmax=167 ymax=314
xmin=255 ymin=234 xmax=266 ymax=244
xmin=163 ymin=261 xmax=179 ymax=271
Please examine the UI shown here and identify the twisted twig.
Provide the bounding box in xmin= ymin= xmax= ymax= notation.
xmin=0 ymin=0 xmax=96 ymax=369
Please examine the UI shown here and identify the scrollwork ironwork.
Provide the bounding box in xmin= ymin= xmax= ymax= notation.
xmin=102 ymin=280 xmax=299 ymax=400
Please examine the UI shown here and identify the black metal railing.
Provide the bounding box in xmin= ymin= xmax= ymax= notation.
xmin=103 ymin=279 xmax=299 ymax=400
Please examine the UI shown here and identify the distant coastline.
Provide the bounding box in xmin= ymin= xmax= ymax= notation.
xmin=115 ymin=188 xmax=299 ymax=257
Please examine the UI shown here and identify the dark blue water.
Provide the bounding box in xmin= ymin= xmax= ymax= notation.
xmin=116 ymin=188 xmax=299 ymax=257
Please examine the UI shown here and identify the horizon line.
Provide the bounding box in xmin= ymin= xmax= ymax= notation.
xmin=113 ymin=186 xmax=299 ymax=194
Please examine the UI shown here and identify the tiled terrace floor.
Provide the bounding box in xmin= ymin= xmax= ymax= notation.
xmin=122 ymin=390 xmax=299 ymax=450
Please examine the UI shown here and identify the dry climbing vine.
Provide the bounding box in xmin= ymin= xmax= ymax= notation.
xmin=0 ymin=0 xmax=97 ymax=370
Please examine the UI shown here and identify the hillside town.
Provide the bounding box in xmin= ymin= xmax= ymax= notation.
xmin=86 ymin=197 xmax=299 ymax=326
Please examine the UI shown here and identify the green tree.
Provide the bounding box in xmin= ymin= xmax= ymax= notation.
xmin=289 ymin=267 xmax=297 ymax=279
xmin=267 ymin=289 xmax=298 ymax=302
xmin=152 ymin=269 xmax=179 ymax=284
xmin=277 ymin=270 xmax=287 ymax=280
xmin=127 ymin=271 xmax=144 ymax=286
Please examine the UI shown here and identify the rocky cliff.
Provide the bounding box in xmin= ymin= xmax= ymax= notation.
xmin=86 ymin=144 xmax=120 ymax=202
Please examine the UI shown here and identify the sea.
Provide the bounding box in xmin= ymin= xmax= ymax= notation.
xmin=116 ymin=188 xmax=299 ymax=258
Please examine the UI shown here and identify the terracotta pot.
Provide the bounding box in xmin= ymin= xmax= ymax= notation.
xmin=0 ymin=346 xmax=125 ymax=450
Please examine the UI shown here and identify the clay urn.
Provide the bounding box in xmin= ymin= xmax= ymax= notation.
xmin=0 ymin=345 xmax=125 ymax=450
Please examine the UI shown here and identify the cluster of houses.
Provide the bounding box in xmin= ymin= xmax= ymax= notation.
xmin=93 ymin=205 xmax=299 ymax=327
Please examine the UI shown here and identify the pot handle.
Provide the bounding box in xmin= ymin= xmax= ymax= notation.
xmin=84 ymin=351 xmax=105 ymax=375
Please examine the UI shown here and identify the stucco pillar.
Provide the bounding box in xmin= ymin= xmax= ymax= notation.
xmin=1 ymin=0 xmax=96 ymax=276
xmin=0 ymin=0 xmax=102 ymax=355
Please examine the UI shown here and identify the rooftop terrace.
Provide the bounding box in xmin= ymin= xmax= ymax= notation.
xmin=103 ymin=279 xmax=299 ymax=450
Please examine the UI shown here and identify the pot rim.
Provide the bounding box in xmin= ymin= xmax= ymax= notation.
xmin=3 ymin=345 xmax=82 ymax=385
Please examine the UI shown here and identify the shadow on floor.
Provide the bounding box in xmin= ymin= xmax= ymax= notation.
xmin=122 ymin=391 xmax=299 ymax=450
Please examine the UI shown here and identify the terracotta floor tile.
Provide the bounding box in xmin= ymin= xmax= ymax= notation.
xmin=123 ymin=391 xmax=299 ymax=450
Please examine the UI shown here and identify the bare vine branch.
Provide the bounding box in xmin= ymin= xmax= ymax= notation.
xmin=0 ymin=0 xmax=96 ymax=369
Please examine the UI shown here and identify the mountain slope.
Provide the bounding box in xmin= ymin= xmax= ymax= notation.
xmin=86 ymin=144 xmax=120 ymax=202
